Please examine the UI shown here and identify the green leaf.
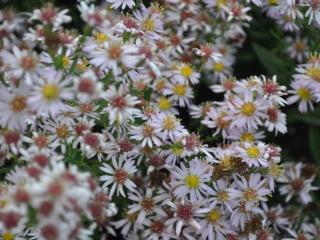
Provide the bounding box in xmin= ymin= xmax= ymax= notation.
xmin=252 ymin=43 xmax=290 ymax=85
xmin=287 ymin=109 xmax=320 ymax=126
xmin=309 ymin=126 xmax=320 ymax=164
xmin=252 ymin=43 xmax=283 ymax=73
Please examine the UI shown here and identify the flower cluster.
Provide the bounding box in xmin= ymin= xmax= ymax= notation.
xmin=253 ymin=0 xmax=320 ymax=32
xmin=288 ymin=52 xmax=320 ymax=112
xmin=0 ymin=0 xmax=319 ymax=240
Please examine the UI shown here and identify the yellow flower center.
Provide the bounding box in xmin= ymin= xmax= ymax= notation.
xmin=185 ymin=175 xmax=200 ymax=189
xmin=171 ymin=143 xmax=184 ymax=156
xmin=42 ymin=84 xmax=60 ymax=101
xmin=269 ymin=163 xmax=283 ymax=177
xmin=127 ymin=212 xmax=139 ymax=223
xmin=2 ymin=232 xmax=14 ymax=240
xmin=295 ymin=41 xmax=305 ymax=52
xmin=77 ymin=58 xmax=88 ymax=72
xmin=10 ymin=96 xmax=27 ymax=112
xmin=243 ymin=188 xmax=257 ymax=201
xmin=216 ymin=0 xmax=227 ymax=7
xmin=62 ymin=55 xmax=70 ymax=69
xmin=213 ymin=62 xmax=225 ymax=72
xmin=220 ymin=155 xmax=232 ymax=170
xmin=158 ymin=97 xmax=171 ymax=110
xmin=307 ymin=67 xmax=320 ymax=82
xmin=56 ymin=124 xmax=69 ymax=139
xmin=143 ymin=18 xmax=156 ymax=31
xmin=173 ymin=84 xmax=187 ymax=96
xmin=246 ymin=146 xmax=260 ymax=159
xmin=162 ymin=116 xmax=176 ymax=130
xmin=241 ymin=102 xmax=256 ymax=116
xmin=268 ymin=0 xmax=278 ymax=5
xmin=240 ymin=132 xmax=255 ymax=142
xmin=94 ymin=32 xmax=108 ymax=44
xmin=0 ymin=199 xmax=8 ymax=208
xmin=297 ymin=87 xmax=311 ymax=101
xmin=217 ymin=190 xmax=229 ymax=202
xmin=207 ymin=209 xmax=221 ymax=224
xmin=180 ymin=65 xmax=193 ymax=78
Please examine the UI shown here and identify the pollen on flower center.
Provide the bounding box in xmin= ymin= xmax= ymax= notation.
xmin=216 ymin=0 xmax=227 ymax=7
xmin=94 ymin=32 xmax=108 ymax=43
xmin=10 ymin=96 xmax=27 ymax=112
xmin=217 ymin=190 xmax=229 ymax=202
xmin=162 ymin=116 xmax=176 ymax=130
xmin=241 ymin=102 xmax=256 ymax=116
xmin=2 ymin=232 xmax=14 ymax=240
xmin=177 ymin=203 xmax=193 ymax=220
xmin=150 ymin=220 xmax=165 ymax=234
xmin=114 ymin=169 xmax=128 ymax=184
xmin=143 ymin=18 xmax=155 ymax=31
xmin=143 ymin=124 xmax=155 ymax=137
xmin=107 ymin=44 xmax=123 ymax=60
xmin=180 ymin=65 xmax=193 ymax=78
xmin=112 ymin=96 xmax=127 ymax=109
xmin=297 ymin=87 xmax=311 ymax=100
xmin=62 ymin=55 xmax=70 ymax=68
xmin=141 ymin=198 xmax=154 ymax=212
xmin=268 ymin=0 xmax=278 ymax=6
xmin=213 ymin=62 xmax=225 ymax=72
xmin=185 ymin=175 xmax=200 ymax=189
xmin=307 ymin=67 xmax=320 ymax=82
xmin=246 ymin=146 xmax=261 ymax=158
xmin=207 ymin=209 xmax=221 ymax=224
xmin=42 ymin=84 xmax=60 ymax=101
xmin=56 ymin=124 xmax=69 ymax=139
xmin=243 ymin=188 xmax=257 ymax=201
xmin=173 ymin=84 xmax=186 ymax=96
xmin=21 ymin=56 xmax=37 ymax=70
xmin=158 ymin=97 xmax=171 ymax=110
xmin=240 ymin=132 xmax=255 ymax=142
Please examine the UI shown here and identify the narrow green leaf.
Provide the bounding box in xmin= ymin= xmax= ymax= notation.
xmin=309 ymin=126 xmax=320 ymax=164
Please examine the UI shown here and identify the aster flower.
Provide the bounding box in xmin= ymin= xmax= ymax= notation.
xmin=106 ymin=0 xmax=135 ymax=9
xmin=170 ymin=158 xmax=213 ymax=202
xmin=127 ymin=188 xmax=167 ymax=224
xmin=129 ymin=122 xmax=163 ymax=148
xmin=150 ymin=112 xmax=188 ymax=142
xmin=100 ymin=157 xmax=137 ymax=197
xmin=0 ymin=82 xmax=30 ymax=131
xmin=103 ymin=85 xmax=141 ymax=125
xmin=28 ymin=68 xmax=73 ymax=118
xmin=228 ymin=173 xmax=271 ymax=209
xmin=236 ymin=141 xmax=269 ymax=168
xmin=0 ymin=46 xmax=40 ymax=84
xmin=287 ymin=80 xmax=315 ymax=113
xmin=279 ymin=163 xmax=318 ymax=205
xmin=166 ymin=200 xmax=209 ymax=236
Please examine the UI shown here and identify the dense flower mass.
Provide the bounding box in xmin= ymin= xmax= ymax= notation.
xmin=0 ymin=0 xmax=319 ymax=240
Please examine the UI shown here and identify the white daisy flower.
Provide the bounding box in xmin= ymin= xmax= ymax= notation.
xmin=228 ymin=173 xmax=271 ymax=209
xmin=171 ymin=63 xmax=200 ymax=85
xmin=129 ymin=122 xmax=163 ymax=148
xmin=0 ymin=46 xmax=40 ymax=84
xmin=103 ymin=85 xmax=141 ymax=125
xmin=28 ymin=68 xmax=73 ymax=118
xmin=127 ymin=188 xmax=167 ymax=224
xmin=170 ymin=158 xmax=213 ymax=202
xmin=100 ymin=157 xmax=137 ymax=197
xmin=0 ymin=82 xmax=30 ymax=130
xmin=236 ymin=141 xmax=269 ymax=168
xmin=106 ymin=0 xmax=135 ymax=9
xmin=287 ymin=79 xmax=315 ymax=113
xmin=150 ymin=112 xmax=188 ymax=142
